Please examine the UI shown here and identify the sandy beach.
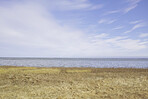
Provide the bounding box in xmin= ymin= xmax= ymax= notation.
xmin=0 ymin=66 xmax=148 ymax=99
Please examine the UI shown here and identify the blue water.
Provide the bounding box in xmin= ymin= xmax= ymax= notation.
xmin=0 ymin=58 xmax=148 ymax=68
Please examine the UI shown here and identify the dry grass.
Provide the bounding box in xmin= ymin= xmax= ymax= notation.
xmin=0 ymin=66 xmax=148 ymax=99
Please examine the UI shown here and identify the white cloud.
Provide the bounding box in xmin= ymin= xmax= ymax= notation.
xmin=104 ymin=0 xmax=142 ymax=15
xmin=139 ymin=33 xmax=148 ymax=38
xmin=89 ymin=4 xmax=104 ymax=10
xmin=91 ymin=36 xmax=148 ymax=57
xmin=124 ymin=4 xmax=137 ymax=13
xmin=98 ymin=19 xmax=116 ymax=24
xmin=0 ymin=2 xmax=88 ymax=57
xmin=124 ymin=22 xmax=146 ymax=33
xmin=104 ymin=9 xmax=121 ymax=15
xmin=105 ymin=37 xmax=147 ymax=50
xmin=127 ymin=0 xmax=141 ymax=5
xmin=0 ymin=0 xmax=147 ymax=57
xmin=124 ymin=0 xmax=142 ymax=13
xmin=93 ymin=33 xmax=108 ymax=38
xmin=112 ymin=26 xmax=124 ymax=30
xmin=46 ymin=0 xmax=103 ymax=11
xmin=98 ymin=19 xmax=106 ymax=24
xmin=130 ymin=20 xmax=142 ymax=24
xmin=132 ymin=23 xmax=146 ymax=30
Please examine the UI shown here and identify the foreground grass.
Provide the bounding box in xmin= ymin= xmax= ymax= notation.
xmin=0 ymin=66 xmax=148 ymax=99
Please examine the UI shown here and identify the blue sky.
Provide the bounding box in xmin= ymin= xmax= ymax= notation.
xmin=0 ymin=0 xmax=148 ymax=57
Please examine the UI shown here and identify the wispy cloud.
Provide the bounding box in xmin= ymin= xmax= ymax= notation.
xmin=112 ymin=26 xmax=124 ymax=30
xmin=89 ymin=4 xmax=104 ymax=10
xmin=130 ymin=20 xmax=142 ymax=24
xmin=105 ymin=37 xmax=147 ymax=50
xmin=131 ymin=23 xmax=145 ymax=30
xmin=93 ymin=33 xmax=108 ymax=38
xmin=124 ymin=0 xmax=142 ymax=13
xmin=104 ymin=9 xmax=121 ymax=15
xmin=139 ymin=33 xmax=148 ymax=38
xmin=104 ymin=0 xmax=142 ymax=15
xmin=48 ymin=0 xmax=103 ymax=11
xmin=127 ymin=0 xmax=141 ymax=5
xmin=98 ymin=19 xmax=116 ymax=24
xmin=124 ymin=22 xmax=146 ymax=33
xmin=124 ymin=4 xmax=137 ymax=13
xmin=92 ymin=35 xmax=147 ymax=52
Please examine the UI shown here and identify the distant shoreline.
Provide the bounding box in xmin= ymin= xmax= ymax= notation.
xmin=0 ymin=65 xmax=148 ymax=69
xmin=1 ymin=57 xmax=148 ymax=59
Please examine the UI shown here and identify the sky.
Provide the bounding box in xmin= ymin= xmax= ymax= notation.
xmin=0 ymin=0 xmax=148 ymax=57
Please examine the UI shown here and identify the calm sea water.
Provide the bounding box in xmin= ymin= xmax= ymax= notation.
xmin=0 ymin=58 xmax=148 ymax=68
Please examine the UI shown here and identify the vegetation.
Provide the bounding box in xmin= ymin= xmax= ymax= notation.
xmin=0 ymin=66 xmax=148 ymax=99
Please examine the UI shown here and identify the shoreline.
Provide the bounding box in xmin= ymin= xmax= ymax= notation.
xmin=0 ymin=65 xmax=148 ymax=73
xmin=0 ymin=65 xmax=148 ymax=69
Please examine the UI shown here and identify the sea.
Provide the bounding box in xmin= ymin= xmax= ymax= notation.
xmin=0 ymin=57 xmax=148 ymax=68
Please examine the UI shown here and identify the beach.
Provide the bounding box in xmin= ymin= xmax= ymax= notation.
xmin=0 ymin=66 xmax=148 ymax=99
